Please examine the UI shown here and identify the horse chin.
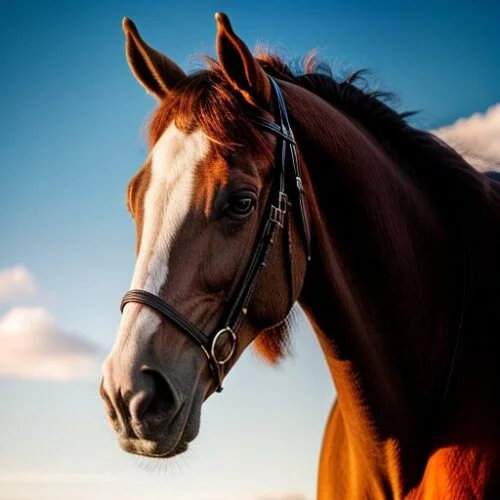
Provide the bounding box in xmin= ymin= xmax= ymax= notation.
xmin=119 ymin=404 xmax=201 ymax=459
xmin=120 ymin=436 xmax=190 ymax=459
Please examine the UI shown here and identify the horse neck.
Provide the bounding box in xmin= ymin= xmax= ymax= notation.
xmin=289 ymin=85 xmax=463 ymax=450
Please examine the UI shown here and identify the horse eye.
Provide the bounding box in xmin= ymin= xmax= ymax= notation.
xmin=226 ymin=196 xmax=256 ymax=220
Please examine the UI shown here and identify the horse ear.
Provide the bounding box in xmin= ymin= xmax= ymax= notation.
xmin=215 ymin=13 xmax=271 ymax=108
xmin=122 ymin=17 xmax=186 ymax=100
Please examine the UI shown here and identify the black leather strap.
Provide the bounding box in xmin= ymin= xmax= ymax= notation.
xmin=252 ymin=79 xmax=311 ymax=261
xmin=121 ymin=290 xmax=208 ymax=348
xmin=121 ymin=290 xmax=227 ymax=390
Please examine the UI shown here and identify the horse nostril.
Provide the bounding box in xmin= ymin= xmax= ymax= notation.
xmin=129 ymin=369 xmax=179 ymax=438
xmin=128 ymin=387 xmax=153 ymax=422
xmin=146 ymin=370 xmax=177 ymax=414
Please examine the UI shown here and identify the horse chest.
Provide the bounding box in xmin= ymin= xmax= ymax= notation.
xmin=319 ymin=403 xmax=500 ymax=499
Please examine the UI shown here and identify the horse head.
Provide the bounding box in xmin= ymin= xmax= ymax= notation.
xmin=100 ymin=13 xmax=308 ymax=458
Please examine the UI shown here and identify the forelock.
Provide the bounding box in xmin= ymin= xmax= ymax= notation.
xmin=147 ymin=63 xmax=273 ymax=158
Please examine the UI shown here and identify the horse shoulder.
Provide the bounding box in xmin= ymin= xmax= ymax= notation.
xmin=318 ymin=401 xmax=390 ymax=500
xmin=407 ymin=446 xmax=500 ymax=500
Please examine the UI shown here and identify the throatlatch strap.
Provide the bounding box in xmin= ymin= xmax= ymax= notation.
xmin=250 ymin=79 xmax=311 ymax=260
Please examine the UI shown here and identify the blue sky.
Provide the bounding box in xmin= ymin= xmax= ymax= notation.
xmin=0 ymin=1 xmax=499 ymax=499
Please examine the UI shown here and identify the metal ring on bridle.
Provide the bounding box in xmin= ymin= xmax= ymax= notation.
xmin=211 ymin=327 xmax=237 ymax=365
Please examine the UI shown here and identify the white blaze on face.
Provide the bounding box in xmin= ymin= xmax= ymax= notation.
xmin=112 ymin=124 xmax=209 ymax=357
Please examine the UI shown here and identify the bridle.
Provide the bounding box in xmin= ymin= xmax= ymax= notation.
xmin=120 ymin=77 xmax=311 ymax=392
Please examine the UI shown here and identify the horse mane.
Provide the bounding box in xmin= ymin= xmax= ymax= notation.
xmin=252 ymin=53 xmax=500 ymax=365
xmin=148 ymin=51 xmax=497 ymax=366
xmin=255 ymin=52 xmax=473 ymax=183
xmin=252 ymin=52 xmax=462 ymax=365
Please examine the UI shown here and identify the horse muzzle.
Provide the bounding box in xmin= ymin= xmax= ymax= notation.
xmin=100 ymin=358 xmax=197 ymax=458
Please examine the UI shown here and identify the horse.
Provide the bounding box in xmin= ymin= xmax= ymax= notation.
xmin=100 ymin=13 xmax=500 ymax=499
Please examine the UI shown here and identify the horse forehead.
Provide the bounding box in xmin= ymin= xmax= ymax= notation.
xmin=139 ymin=123 xmax=211 ymax=243
xmin=150 ymin=123 xmax=210 ymax=184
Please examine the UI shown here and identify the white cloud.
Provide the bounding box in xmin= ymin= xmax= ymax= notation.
xmin=0 ymin=307 xmax=100 ymax=381
xmin=0 ymin=266 xmax=37 ymax=303
xmin=432 ymin=103 xmax=500 ymax=172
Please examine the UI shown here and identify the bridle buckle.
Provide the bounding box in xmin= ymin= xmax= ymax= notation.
xmin=270 ymin=192 xmax=288 ymax=228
